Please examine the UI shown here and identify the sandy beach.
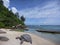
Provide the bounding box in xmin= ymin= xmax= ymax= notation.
xmin=0 ymin=29 xmax=56 ymax=45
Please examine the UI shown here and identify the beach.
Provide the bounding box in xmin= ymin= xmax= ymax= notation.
xmin=0 ymin=29 xmax=56 ymax=45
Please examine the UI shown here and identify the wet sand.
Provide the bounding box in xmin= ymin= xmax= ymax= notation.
xmin=0 ymin=29 xmax=56 ymax=45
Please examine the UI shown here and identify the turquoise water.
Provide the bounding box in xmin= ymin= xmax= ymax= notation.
xmin=27 ymin=25 xmax=60 ymax=31
xmin=25 ymin=25 xmax=60 ymax=45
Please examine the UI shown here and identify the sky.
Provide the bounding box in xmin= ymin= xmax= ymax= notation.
xmin=2 ymin=0 xmax=60 ymax=25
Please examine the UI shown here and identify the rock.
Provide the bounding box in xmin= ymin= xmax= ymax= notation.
xmin=0 ymin=36 xmax=9 ymax=41
xmin=0 ymin=30 xmax=6 ymax=34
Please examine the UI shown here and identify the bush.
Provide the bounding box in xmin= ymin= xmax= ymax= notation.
xmin=0 ymin=22 xmax=5 ymax=28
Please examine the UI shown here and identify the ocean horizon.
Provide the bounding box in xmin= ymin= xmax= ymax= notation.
xmin=26 ymin=25 xmax=60 ymax=31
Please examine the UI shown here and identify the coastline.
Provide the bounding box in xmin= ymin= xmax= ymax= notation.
xmin=0 ymin=29 xmax=56 ymax=45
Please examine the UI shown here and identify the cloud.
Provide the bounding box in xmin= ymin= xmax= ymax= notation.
xmin=3 ymin=0 xmax=10 ymax=8
xmin=11 ymin=7 xmax=18 ymax=14
xmin=43 ymin=17 xmax=60 ymax=25
xmin=19 ymin=1 xmax=59 ymax=18
xmin=19 ymin=0 xmax=60 ymax=25
xmin=2 ymin=0 xmax=18 ymax=15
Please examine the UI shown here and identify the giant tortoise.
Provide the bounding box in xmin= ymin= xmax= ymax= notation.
xmin=16 ymin=34 xmax=32 ymax=45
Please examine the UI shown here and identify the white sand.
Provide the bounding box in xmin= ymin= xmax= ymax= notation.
xmin=0 ymin=29 xmax=56 ymax=45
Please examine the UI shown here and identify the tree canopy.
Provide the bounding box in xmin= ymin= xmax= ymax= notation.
xmin=0 ymin=0 xmax=25 ymax=28
xmin=21 ymin=16 xmax=25 ymax=22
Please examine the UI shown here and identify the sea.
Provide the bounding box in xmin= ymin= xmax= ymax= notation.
xmin=25 ymin=25 xmax=60 ymax=45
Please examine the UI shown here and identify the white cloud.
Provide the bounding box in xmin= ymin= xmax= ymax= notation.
xmin=19 ymin=1 xmax=60 ymax=25
xmin=3 ymin=0 xmax=10 ymax=8
xmin=11 ymin=7 xmax=18 ymax=14
xmin=43 ymin=18 xmax=60 ymax=25
xmin=19 ymin=1 xmax=59 ymax=18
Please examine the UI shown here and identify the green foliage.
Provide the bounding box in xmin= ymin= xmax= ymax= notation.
xmin=0 ymin=1 xmax=25 ymax=28
xmin=15 ymin=12 xmax=19 ymax=18
xmin=0 ymin=22 xmax=5 ymax=28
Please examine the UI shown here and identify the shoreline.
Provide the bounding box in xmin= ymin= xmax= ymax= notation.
xmin=0 ymin=29 xmax=56 ymax=45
